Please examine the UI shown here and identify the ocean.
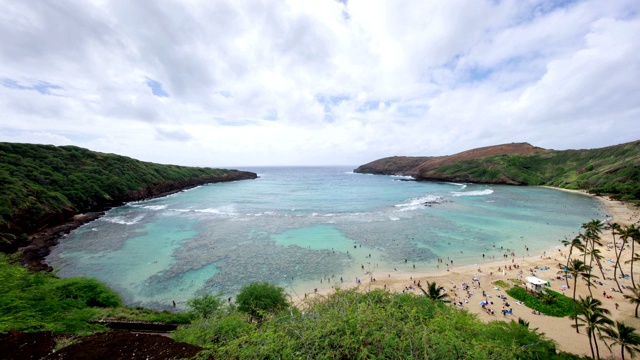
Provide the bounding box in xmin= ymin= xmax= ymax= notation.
xmin=46 ymin=166 xmax=606 ymax=309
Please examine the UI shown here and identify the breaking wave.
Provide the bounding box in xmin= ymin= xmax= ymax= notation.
xmin=394 ymin=195 xmax=444 ymax=211
xmin=451 ymin=189 xmax=494 ymax=197
xmin=102 ymin=215 xmax=145 ymax=225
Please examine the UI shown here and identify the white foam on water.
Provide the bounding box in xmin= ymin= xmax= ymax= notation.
xmin=390 ymin=175 xmax=414 ymax=180
xmin=394 ymin=195 xmax=444 ymax=211
xmin=142 ymin=205 xmax=168 ymax=210
xmin=451 ymin=189 xmax=494 ymax=197
xmin=446 ymin=182 xmax=467 ymax=190
xmin=195 ymin=208 xmax=225 ymax=214
xmin=193 ymin=205 xmax=238 ymax=216
xmin=102 ymin=215 xmax=145 ymax=225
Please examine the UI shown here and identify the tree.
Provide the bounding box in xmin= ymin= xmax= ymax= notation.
xmin=571 ymin=296 xmax=612 ymax=360
xmin=620 ymin=225 xmax=640 ymax=288
xmin=561 ymin=235 xmax=585 ymax=288
xmin=582 ymin=220 xmax=605 ymax=297
xmin=235 ymin=282 xmax=289 ymax=322
xmin=624 ymin=287 xmax=640 ymax=318
xmin=583 ymin=219 xmax=605 ymax=242
xmin=584 ymin=247 xmax=605 ymax=294
xmin=420 ymin=281 xmax=449 ymax=302
xmin=559 ymin=258 xmax=591 ymax=333
xmin=187 ymin=293 xmax=225 ymax=319
xmin=601 ymin=321 xmax=640 ymax=360
xmin=610 ymin=223 xmax=625 ymax=292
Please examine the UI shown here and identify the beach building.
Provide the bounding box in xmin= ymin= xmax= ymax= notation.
xmin=525 ymin=276 xmax=547 ymax=293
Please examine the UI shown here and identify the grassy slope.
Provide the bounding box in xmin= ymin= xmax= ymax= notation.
xmin=0 ymin=142 xmax=253 ymax=248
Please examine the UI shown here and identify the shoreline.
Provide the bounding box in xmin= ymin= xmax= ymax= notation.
xmin=18 ymin=175 xmax=258 ymax=270
xmin=295 ymin=189 xmax=639 ymax=357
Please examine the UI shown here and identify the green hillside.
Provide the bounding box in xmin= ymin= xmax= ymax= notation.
xmin=427 ymin=141 xmax=640 ymax=200
xmin=355 ymin=141 xmax=640 ymax=201
xmin=0 ymin=143 xmax=256 ymax=251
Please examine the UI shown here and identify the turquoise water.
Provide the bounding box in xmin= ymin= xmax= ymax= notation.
xmin=46 ymin=166 xmax=606 ymax=309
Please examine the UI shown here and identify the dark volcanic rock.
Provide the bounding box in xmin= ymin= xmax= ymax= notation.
xmin=43 ymin=332 xmax=202 ymax=360
xmin=0 ymin=331 xmax=55 ymax=360
xmin=1 ymin=330 xmax=202 ymax=360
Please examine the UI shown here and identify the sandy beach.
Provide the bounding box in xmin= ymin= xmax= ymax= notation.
xmin=295 ymin=189 xmax=640 ymax=358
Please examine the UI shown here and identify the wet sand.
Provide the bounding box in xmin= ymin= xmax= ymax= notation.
xmin=294 ymin=189 xmax=639 ymax=358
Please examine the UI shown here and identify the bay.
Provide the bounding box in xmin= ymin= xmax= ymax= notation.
xmin=46 ymin=166 xmax=606 ymax=309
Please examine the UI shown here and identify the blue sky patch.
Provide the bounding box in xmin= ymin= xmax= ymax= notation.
xmin=1 ymin=78 xmax=62 ymax=95
xmin=263 ymin=109 xmax=278 ymax=121
xmin=146 ymin=78 xmax=169 ymax=97
xmin=357 ymin=100 xmax=381 ymax=112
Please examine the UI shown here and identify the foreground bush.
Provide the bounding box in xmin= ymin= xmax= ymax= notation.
xmin=0 ymin=254 xmax=188 ymax=334
xmin=0 ymin=254 xmax=121 ymax=333
xmin=235 ymin=282 xmax=289 ymax=322
xmin=180 ymin=288 xmax=567 ymax=359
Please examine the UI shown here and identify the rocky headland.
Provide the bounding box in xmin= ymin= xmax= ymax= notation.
xmin=354 ymin=141 xmax=640 ymax=199
xmin=354 ymin=142 xmax=546 ymax=183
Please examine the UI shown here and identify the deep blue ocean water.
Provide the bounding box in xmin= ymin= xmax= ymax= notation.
xmin=46 ymin=166 xmax=606 ymax=308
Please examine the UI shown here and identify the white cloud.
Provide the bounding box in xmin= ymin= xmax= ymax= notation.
xmin=0 ymin=0 xmax=638 ymax=166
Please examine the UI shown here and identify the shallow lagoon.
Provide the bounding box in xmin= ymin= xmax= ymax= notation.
xmin=47 ymin=167 xmax=606 ymax=309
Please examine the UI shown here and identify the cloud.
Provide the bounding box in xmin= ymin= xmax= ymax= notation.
xmin=0 ymin=0 xmax=638 ymax=166
xmin=155 ymin=127 xmax=193 ymax=142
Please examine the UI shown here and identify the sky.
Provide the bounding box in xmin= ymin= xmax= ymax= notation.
xmin=1 ymin=0 xmax=639 ymax=167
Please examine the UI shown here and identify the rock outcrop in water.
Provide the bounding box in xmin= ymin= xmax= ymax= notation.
xmin=354 ymin=141 xmax=640 ymax=199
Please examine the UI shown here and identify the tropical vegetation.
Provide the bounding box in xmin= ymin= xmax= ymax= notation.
xmin=0 ymin=142 xmax=255 ymax=250
xmin=558 ymin=219 xmax=640 ymax=359
xmin=506 ymin=287 xmax=575 ymax=317
xmin=601 ymin=321 xmax=640 ymax=360
xmin=357 ymin=140 xmax=640 ymax=201
xmin=0 ymin=254 xmax=189 ymax=334
xmin=174 ymin=288 xmax=582 ymax=359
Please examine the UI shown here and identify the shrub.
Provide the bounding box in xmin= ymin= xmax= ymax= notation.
xmin=235 ymin=282 xmax=289 ymax=322
xmin=187 ymin=293 xmax=225 ymax=319
xmin=203 ymin=289 xmax=559 ymax=359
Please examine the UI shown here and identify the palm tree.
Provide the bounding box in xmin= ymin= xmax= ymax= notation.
xmin=420 ymin=281 xmax=449 ymax=302
xmin=582 ymin=220 xmax=605 ymax=297
xmin=601 ymin=321 xmax=640 ymax=360
xmin=610 ymin=222 xmax=625 ymax=292
xmin=583 ymin=247 xmax=605 ymax=295
xmin=572 ymin=296 xmax=613 ymax=360
xmin=559 ymin=258 xmax=591 ymax=333
xmin=620 ymin=225 xmax=640 ymax=288
xmin=624 ymin=286 xmax=640 ymax=318
xmin=583 ymin=219 xmax=605 ymax=241
xmin=561 ymin=235 xmax=585 ymax=288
